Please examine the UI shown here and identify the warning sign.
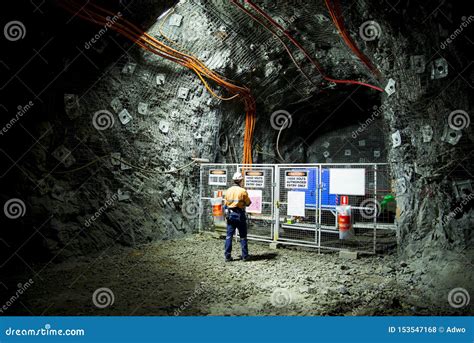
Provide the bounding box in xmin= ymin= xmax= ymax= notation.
xmin=244 ymin=170 xmax=265 ymax=188
xmin=209 ymin=169 xmax=227 ymax=186
xmin=285 ymin=171 xmax=308 ymax=189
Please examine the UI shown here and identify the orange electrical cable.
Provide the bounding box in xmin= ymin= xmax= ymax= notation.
xmin=82 ymin=2 xmax=242 ymax=92
xmin=324 ymin=0 xmax=381 ymax=79
xmin=241 ymin=0 xmax=384 ymax=92
xmin=60 ymin=1 xmax=256 ymax=164
xmin=231 ymin=0 xmax=316 ymax=87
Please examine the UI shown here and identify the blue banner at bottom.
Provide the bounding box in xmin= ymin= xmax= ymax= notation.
xmin=0 ymin=316 xmax=472 ymax=343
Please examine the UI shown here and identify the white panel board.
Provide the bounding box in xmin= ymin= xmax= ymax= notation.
xmin=329 ymin=168 xmax=366 ymax=196
xmin=287 ymin=191 xmax=305 ymax=217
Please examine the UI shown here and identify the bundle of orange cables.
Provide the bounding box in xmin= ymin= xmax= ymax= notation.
xmin=59 ymin=1 xmax=256 ymax=164
xmin=324 ymin=0 xmax=382 ymax=79
xmin=233 ymin=0 xmax=384 ymax=92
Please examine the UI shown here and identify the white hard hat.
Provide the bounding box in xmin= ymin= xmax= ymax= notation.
xmin=232 ymin=172 xmax=243 ymax=181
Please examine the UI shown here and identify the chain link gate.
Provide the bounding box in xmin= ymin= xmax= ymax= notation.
xmin=199 ymin=163 xmax=396 ymax=254
xmin=275 ymin=165 xmax=320 ymax=246
xmin=199 ymin=164 xmax=275 ymax=241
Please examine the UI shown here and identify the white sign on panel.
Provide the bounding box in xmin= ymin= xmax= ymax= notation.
xmin=329 ymin=168 xmax=366 ymax=196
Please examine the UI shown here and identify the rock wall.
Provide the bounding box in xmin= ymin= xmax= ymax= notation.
xmin=3 ymin=0 xmax=381 ymax=263
xmin=1 ymin=0 xmax=472 ymax=303
xmin=344 ymin=0 xmax=474 ymax=301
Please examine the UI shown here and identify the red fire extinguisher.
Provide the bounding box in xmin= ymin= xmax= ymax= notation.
xmin=337 ymin=195 xmax=354 ymax=240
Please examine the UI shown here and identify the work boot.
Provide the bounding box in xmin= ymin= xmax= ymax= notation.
xmin=241 ymin=256 xmax=251 ymax=262
xmin=225 ymin=257 xmax=232 ymax=262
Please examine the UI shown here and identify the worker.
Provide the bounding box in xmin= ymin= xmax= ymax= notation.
xmin=223 ymin=172 xmax=252 ymax=262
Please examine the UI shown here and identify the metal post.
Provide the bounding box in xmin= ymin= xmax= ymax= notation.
xmin=318 ymin=164 xmax=322 ymax=250
xmin=373 ymin=164 xmax=378 ymax=254
xmin=197 ymin=162 xmax=390 ymax=253
xmin=273 ymin=165 xmax=280 ymax=241
xmin=313 ymin=167 xmax=317 ymax=244
xmin=198 ymin=164 xmax=203 ymax=233
xmin=270 ymin=166 xmax=275 ymax=241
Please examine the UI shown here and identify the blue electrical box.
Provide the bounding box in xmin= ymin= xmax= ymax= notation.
xmin=321 ymin=169 xmax=337 ymax=207
xmin=287 ymin=168 xmax=336 ymax=208
xmin=286 ymin=168 xmax=336 ymax=208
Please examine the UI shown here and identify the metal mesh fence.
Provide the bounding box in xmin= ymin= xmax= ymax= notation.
xmin=276 ymin=166 xmax=319 ymax=245
xmin=318 ymin=164 xmax=377 ymax=253
xmin=237 ymin=164 xmax=275 ymax=240
xmin=199 ymin=164 xmax=274 ymax=240
xmin=200 ymin=163 xmax=396 ymax=254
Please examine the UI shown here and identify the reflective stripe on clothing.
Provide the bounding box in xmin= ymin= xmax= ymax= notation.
xmin=225 ymin=186 xmax=251 ymax=209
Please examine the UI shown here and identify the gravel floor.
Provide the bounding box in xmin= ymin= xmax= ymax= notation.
xmin=5 ymin=234 xmax=462 ymax=316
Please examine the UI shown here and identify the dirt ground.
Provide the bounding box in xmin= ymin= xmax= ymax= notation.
xmin=4 ymin=234 xmax=468 ymax=316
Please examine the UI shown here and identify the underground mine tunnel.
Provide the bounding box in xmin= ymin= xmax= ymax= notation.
xmin=0 ymin=0 xmax=472 ymax=316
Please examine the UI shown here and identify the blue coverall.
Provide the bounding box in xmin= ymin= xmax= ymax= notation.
xmin=225 ymin=208 xmax=249 ymax=260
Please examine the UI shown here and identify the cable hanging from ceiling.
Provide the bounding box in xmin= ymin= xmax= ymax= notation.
xmin=324 ymin=0 xmax=382 ymax=79
xmin=233 ymin=0 xmax=384 ymax=92
xmin=59 ymin=0 xmax=257 ymax=164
